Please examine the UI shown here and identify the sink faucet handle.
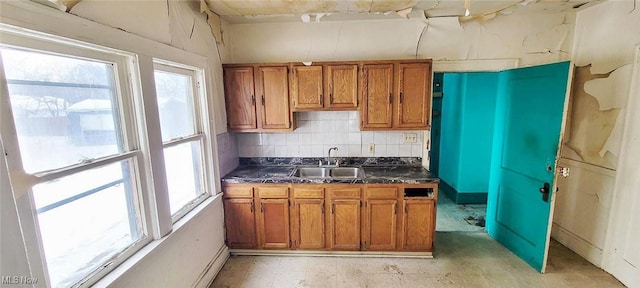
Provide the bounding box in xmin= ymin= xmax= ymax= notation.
xmin=318 ymin=160 xmax=323 ymax=167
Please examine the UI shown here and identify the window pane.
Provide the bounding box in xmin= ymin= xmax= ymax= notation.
xmin=1 ymin=47 xmax=123 ymax=173
xmin=164 ymin=141 xmax=204 ymax=215
xmin=154 ymin=70 xmax=195 ymax=142
xmin=33 ymin=160 xmax=143 ymax=288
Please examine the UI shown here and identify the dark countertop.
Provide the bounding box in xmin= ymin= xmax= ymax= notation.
xmin=221 ymin=165 xmax=439 ymax=184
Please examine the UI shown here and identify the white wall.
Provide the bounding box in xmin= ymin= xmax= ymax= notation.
xmin=0 ymin=1 xmax=229 ymax=287
xmin=237 ymin=111 xmax=424 ymax=158
xmin=552 ymin=1 xmax=640 ymax=273
xmin=226 ymin=13 xmax=574 ymax=66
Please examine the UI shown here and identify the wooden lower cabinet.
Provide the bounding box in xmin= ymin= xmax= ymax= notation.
xmin=401 ymin=199 xmax=435 ymax=251
xmin=291 ymin=186 xmax=326 ymax=249
xmin=327 ymin=186 xmax=361 ymax=250
xmin=291 ymin=198 xmax=325 ymax=249
xmin=224 ymin=198 xmax=257 ymax=249
xmin=223 ymin=183 xmax=436 ymax=252
xmin=257 ymin=198 xmax=290 ymax=249
xmin=364 ymin=186 xmax=398 ymax=251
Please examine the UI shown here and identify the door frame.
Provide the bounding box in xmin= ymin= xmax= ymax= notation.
xmin=422 ymin=59 xmax=520 ymax=169
xmin=428 ymin=60 xmax=574 ymax=273
xmin=540 ymin=62 xmax=575 ymax=272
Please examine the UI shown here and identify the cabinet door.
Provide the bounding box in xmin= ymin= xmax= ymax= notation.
xmin=224 ymin=198 xmax=257 ymax=249
xmin=292 ymin=199 xmax=325 ymax=249
xmin=401 ymin=199 xmax=435 ymax=251
xmin=291 ymin=65 xmax=323 ymax=110
xmin=361 ymin=64 xmax=394 ymax=129
xmin=257 ymin=198 xmax=290 ymax=249
xmin=256 ymin=66 xmax=291 ymax=129
xmin=326 ymin=64 xmax=358 ymax=109
xmin=223 ymin=67 xmax=257 ymax=130
xmin=397 ymin=63 xmax=431 ymax=129
xmin=365 ymin=199 xmax=398 ymax=250
xmin=328 ymin=199 xmax=361 ymax=250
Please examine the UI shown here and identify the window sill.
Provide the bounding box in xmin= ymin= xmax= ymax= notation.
xmin=92 ymin=193 xmax=223 ymax=287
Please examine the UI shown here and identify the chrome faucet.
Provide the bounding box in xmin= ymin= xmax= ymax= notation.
xmin=327 ymin=147 xmax=339 ymax=166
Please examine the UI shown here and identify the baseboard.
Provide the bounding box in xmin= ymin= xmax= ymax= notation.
xmin=456 ymin=192 xmax=488 ymax=204
xmin=551 ymin=224 xmax=603 ymax=267
xmin=439 ymin=181 xmax=487 ymax=204
xmin=438 ymin=181 xmax=458 ymax=202
xmin=229 ymin=249 xmax=433 ymax=258
xmin=193 ymin=245 xmax=230 ymax=288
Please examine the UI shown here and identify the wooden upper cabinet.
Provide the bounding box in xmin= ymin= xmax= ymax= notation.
xmin=290 ymin=64 xmax=358 ymax=111
xmin=326 ymin=64 xmax=358 ymax=109
xmin=223 ymin=66 xmax=257 ymax=130
xmin=361 ymin=64 xmax=394 ymax=129
xmin=397 ymin=62 xmax=431 ymax=129
xmin=290 ymin=65 xmax=324 ymax=110
xmin=256 ymin=66 xmax=292 ymax=130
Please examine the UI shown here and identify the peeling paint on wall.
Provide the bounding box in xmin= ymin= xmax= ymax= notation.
xmin=584 ymin=64 xmax=633 ymax=162
xmin=562 ymin=65 xmax=620 ymax=169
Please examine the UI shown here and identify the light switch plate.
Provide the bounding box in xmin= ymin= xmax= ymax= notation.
xmin=368 ymin=143 xmax=375 ymax=154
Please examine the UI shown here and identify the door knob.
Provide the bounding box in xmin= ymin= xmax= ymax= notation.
xmin=539 ymin=182 xmax=550 ymax=202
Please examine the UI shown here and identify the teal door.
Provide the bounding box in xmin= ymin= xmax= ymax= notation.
xmin=486 ymin=62 xmax=571 ymax=272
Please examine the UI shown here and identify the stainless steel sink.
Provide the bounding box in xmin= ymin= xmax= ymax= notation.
xmin=330 ymin=167 xmax=365 ymax=178
xmin=292 ymin=167 xmax=330 ymax=178
xmin=291 ymin=166 xmax=365 ymax=179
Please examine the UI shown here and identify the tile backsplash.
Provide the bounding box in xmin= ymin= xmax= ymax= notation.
xmin=236 ymin=111 xmax=425 ymax=158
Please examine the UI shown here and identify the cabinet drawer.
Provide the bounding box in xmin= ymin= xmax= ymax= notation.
xmin=365 ymin=186 xmax=399 ymax=199
xmin=224 ymin=185 xmax=253 ymax=198
xmin=327 ymin=187 xmax=361 ymax=198
xmin=256 ymin=185 xmax=289 ymax=198
xmin=293 ymin=186 xmax=324 ymax=198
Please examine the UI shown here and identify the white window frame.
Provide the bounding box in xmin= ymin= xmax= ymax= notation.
xmin=0 ymin=26 xmax=156 ymax=288
xmin=152 ymin=60 xmax=213 ymax=222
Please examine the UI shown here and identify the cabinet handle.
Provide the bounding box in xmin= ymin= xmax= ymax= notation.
xmin=399 ymin=92 xmax=403 ymax=104
xmin=250 ymin=201 xmax=254 ymax=212
xmin=322 ymin=201 xmax=325 ymax=214
xmin=261 ymin=95 xmax=265 ymax=106
xmin=394 ymin=203 xmax=397 ymax=214
xmin=389 ymin=93 xmax=392 ymax=104
xmin=251 ymin=95 xmax=255 ymax=106
xmin=319 ymin=94 xmax=323 ymax=105
xmin=330 ymin=93 xmax=333 ymax=104
xmin=331 ymin=203 xmax=335 ymax=214
xmin=260 ymin=202 xmax=264 ymax=213
xmin=404 ymin=203 xmax=408 ymax=214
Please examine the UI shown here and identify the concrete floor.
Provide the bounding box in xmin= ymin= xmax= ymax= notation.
xmin=210 ymin=232 xmax=624 ymax=288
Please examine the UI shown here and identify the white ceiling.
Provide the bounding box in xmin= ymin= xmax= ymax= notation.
xmin=203 ymin=0 xmax=604 ymax=23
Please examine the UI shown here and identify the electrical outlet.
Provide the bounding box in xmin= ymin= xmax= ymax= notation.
xmin=403 ymin=133 xmax=417 ymax=143
xmin=368 ymin=144 xmax=375 ymax=154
